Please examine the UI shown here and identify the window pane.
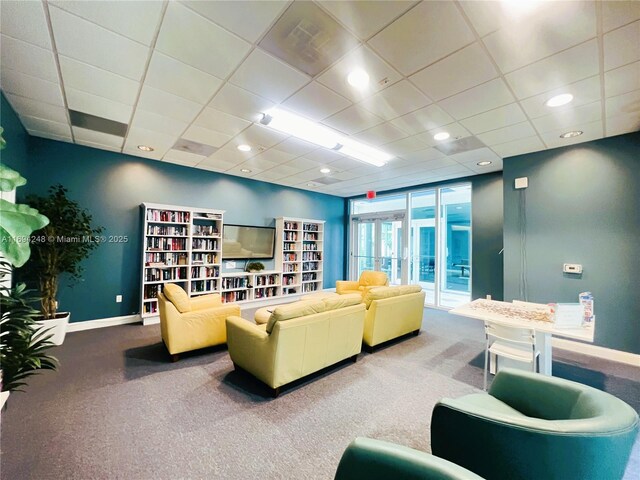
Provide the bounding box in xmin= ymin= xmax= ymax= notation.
xmin=410 ymin=190 xmax=436 ymax=304
xmin=351 ymin=194 xmax=406 ymax=215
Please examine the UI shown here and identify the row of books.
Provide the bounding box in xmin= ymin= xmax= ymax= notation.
xmin=222 ymin=291 xmax=248 ymax=303
xmin=255 ymin=274 xmax=279 ymax=286
xmin=146 ymin=237 xmax=187 ymax=251
xmin=283 ymin=263 xmax=299 ymax=272
xmin=222 ymin=276 xmax=249 ymax=289
xmin=254 ymin=287 xmax=278 ymax=299
xmin=302 ymin=261 xmax=320 ymax=271
xmin=145 ymin=268 xmax=187 ymax=282
xmin=147 ymin=209 xmax=189 ymax=223
xmin=303 ymin=224 xmax=320 ymax=232
xmin=302 ymin=251 xmax=321 ymax=261
xmin=191 ymin=279 xmax=217 ymax=293
xmin=302 ymin=232 xmax=319 ymax=240
xmin=192 ymin=238 xmax=218 ymax=250
xmin=302 ymin=283 xmax=318 ymax=293
xmin=147 ymin=225 xmax=187 ymax=236
xmin=191 ymin=266 xmax=219 ymax=278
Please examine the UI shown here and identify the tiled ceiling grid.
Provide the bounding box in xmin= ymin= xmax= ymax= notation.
xmin=1 ymin=0 xmax=638 ymax=197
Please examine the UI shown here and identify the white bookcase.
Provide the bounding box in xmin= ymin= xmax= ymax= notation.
xmin=276 ymin=217 xmax=324 ymax=296
xmin=140 ymin=203 xmax=223 ymax=325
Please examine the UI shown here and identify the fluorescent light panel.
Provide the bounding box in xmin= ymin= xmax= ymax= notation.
xmin=261 ymin=109 xmax=390 ymax=167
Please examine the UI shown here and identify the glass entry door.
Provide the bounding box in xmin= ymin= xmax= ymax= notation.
xmin=351 ymin=212 xmax=407 ymax=285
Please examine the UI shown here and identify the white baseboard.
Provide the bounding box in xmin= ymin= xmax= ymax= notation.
xmin=552 ymin=338 xmax=640 ymax=367
xmin=66 ymin=314 xmax=141 ymax=332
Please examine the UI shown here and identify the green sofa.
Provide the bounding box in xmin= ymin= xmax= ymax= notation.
xmin=431 ymin=368 xmax=639 ymax=480
xmin=335 ymin=437 xmax=485 ymax=480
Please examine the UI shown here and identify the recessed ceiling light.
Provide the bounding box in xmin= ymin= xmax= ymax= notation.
xmin=137 ymin=145 xmax=154 ymax=152
xmin=306 ymin=183 xmax=317 ymax=187
xmin=477 ymin=161 xmax=492 ymax=166
xmin=320 ymin=168 xmax=331 ymax=174
xmin=237 ymin=144 xmax=251 ymax=152
xmin=433 ymin=132 xmax=450 ymax=141
xmin=240 ymin=168 xmax=252 ymax=173
xmin=347 ymin=69 xmax=369 ymax=89
xmin=545 ymin=93 xmax=574 ymax=107
xmin=560 ymin=130 xmax=583 ymax=139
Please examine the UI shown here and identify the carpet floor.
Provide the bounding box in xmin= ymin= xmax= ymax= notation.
xmin=1 ymin=308 xmax=638 ymax=479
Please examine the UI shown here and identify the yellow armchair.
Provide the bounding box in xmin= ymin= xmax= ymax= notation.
xmin=158 ymin=283 xmax=240 ymax=361
xmin=336 ymin=270 xmax=389 ymax=297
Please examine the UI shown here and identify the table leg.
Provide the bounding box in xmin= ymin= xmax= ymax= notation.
xmin=538 ymin=333 xmax=552 ymax=376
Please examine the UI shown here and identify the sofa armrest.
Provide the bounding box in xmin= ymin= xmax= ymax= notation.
xmin=336 ymin=280 xmax=359 ymax=294
xmin=190 ymin=293 xmax=223 ymax=310
xmin=226 ymin=316 xmax=276 ymax=386
xmin=335 ymin=437 xmax=484 ymax=480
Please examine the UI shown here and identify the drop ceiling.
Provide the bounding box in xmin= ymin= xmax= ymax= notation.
xmin=1 ymin=0 xmax=638 ymax=197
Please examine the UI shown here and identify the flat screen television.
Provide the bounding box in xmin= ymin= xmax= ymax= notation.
xmin=222 ymin=224 xmax=275 ymax=260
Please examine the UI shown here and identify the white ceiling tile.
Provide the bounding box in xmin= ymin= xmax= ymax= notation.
xmin=131 ymin=110 xmax=188 ymax=137
xmin=490 ymin=135 xmax=546 ymax=158
xmin=49 ymin=6 xmax=149 ymax=81
xmin=26 ymin=129 xmax=72 ymax=143
xmin=322 ymin=105 xmax=384 ymax=134
xmin=208 ymin=83 xmax=275 ymax=122
xmin=235 ymin=124 xmax=289 ymax=149
xmin=271 ymin=137 xmax=318 ymax=157
xmin=19 ymin=115 xmax=72 ymax=138
xmin=605 ymin=62 xmax=640 ymax=98
xmin=243 ymin=152 xmax=284 ymax=170
xmin=326 ymin=156 xmax=366 ymax=171
xmin=145 ymin=52 xmax=224 ymax=104
xmin=194 ymin=108 xmax=251 ymax=137
xmin=5 ymin=94 xmax=68 ymax=124
xmin=182 ymin=125 xmax=231 ymax=148
xmin=256 ymin=168 xmax=290 ymax=181
xmin=0 ymin=0 xmax=52 ymax=49
xmin=389 ymin=104 xmax=454 ymax=135
xmin=409 ymin=42 xmax=498 ymax=101
xmin=249 ymin=148 xmax=296 ymax=166
xmin=606 ymin=90 xmax=640 ymax=118
xmin=156 ymin=2 xmax=251 ymax=78
xmin=603 ymin=20 xmax=640 ymax=71
xmin=457 ymin=1 xmax=502 ymax=38
xmin=0 ymin=35 xmax=58 ymax=83
xmin=380 ymin=135 xmax=429 ymax=156
xmin=181 ymin=0 xmax=288 ymax=43
xmin=291 ymin=156 xmax=331 ymax=171
xmin=203 ymin=145 xmax=252 ymax=166
xmin=281 ymin=82 xmax=352 ymax=121
xmin=369 ymin=1 xmax=475 ymax=75
xmin=399 ymin=148 xmax=447 ymax=163
xmin=229 ymin=49 xmax=310 ymax=104
xmin=531 ymin=101 xmax=602 ymax=134
xmin=0 ymin=69 xmax=64 ymax=106
xmin=602 ymin=1 xmax=640 ymax=32
xmin=59 ymin=56 xmax=139 ymax=105
xmin=465 ymin=159 xmax=504 ymax=175
xmin=66 ymin=87 xmax=132 ymax=123
xmin=414 ymin=122 xmax=473 ymax=147
xmin=482 ymin=2 xmax=596 ymax=73
xmin=449 ymin=147 xmax=501 ymax=165
xmin=163 ymin=149 xmax=205 ymax=167
xmin=49 ymin=0 xmax=165 ymax=46
xmin=195 ymin=162 xmax=232 ymax=173
xmin=540 ymin=120 xmax=603 ymax=148
xmin=266 ymin=163 xmax=306 ymax=177
xmin=353 ymin=122 xmax=408 ymax=146
xmin=438 ymin=78 xmax=515 ymax=120
xmin=124 ymin=127 xmax=178 ymax=155
xmin=228 ymin=163 xmax=267 ymax=177
xmin=505 ymin=40 xmax=599 ymax=99
xmin=75 ymin=141 xmax=122 ymax=153
xmin=476 ymin=121 xmax=537 ymax=146
xmin=316 ymin=45 xmax=402 ymax=102
xmin=71 ymin=126 xmax=123 ymax=149
xmin=460 ymin=103 xmax=527 ymax=135
xmin=606 ymin=112 xmax=640 ymax=137
xmin=137 ymin=86 xmax=202 ymax=124
xmin=519 ymin=76 xmax=601 ymax=119
xmin=318 ymin=0 xmax=416 ymax=40
xmin=360 ymin=80 xmax=431 ymax=120
xmin=303 ymin=149 xmax=343 ymax=164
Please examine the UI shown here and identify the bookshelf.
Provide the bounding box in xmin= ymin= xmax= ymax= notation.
xmin=140 ymin=203 xmax=223 ymax=325
xmin=275 ymin=217 xmax=324 ymax=296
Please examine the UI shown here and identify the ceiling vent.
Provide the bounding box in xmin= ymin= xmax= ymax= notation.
xmin=433 ymin=136 xmax=487 ymax=156
xmin=259 ymin=1 xmax=359 ymax=76
xmin=173 ymin=139 xmax=218 ymax=156
xmin=311 ymin=176 xmax=342 ymax=185
xmin=68 ymin=110 xmax=128 ymax=137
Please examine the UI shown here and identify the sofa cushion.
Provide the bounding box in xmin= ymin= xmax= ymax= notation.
xmin=359 ymin=270 xmax=388 ymax=287
xmin=363 ymin=285 xmax=423 ymax=309
xmin=266 ymin=300 xmax=326 ymax=334
xmin=163 ymin=283 xmax=191 ymax=313
xmin=323 ymin=293 xmax=362 ymax=311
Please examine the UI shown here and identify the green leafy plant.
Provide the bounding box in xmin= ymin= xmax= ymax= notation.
xmin=23 ymin=185 xmax=104 ymax=319
xmin=246 ymin=261 xmax=265 ymax=272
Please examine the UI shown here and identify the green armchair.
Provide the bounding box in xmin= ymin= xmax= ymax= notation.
xmin=335 ymin=437 xmax=485 ymax=480
xmin=431 ymin=368 xmax=639 ymax=480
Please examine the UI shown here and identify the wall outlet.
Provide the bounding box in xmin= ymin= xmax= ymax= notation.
xmin=116 ymin=295 xmax=123 ymax=303
xmin=515 ymin=177 xmax=528 ymax=189
xmin=563 ymin=263 xmax=583 ymax=274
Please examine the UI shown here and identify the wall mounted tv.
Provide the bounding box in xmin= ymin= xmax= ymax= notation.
xmin=222 ymin=224 xmax=276 ymax=260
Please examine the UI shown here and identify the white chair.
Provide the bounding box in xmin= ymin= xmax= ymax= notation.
xmin=483 ymin=323 xmax=540 ymax=390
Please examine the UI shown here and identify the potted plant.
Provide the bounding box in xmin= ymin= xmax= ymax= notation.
xmin=0 ymin=127 xmax=57 ymax=404
xmin=246 ymin=261 xmax=265 ymax=273
xmin=21 ymin=185 xmax=103 ymax=345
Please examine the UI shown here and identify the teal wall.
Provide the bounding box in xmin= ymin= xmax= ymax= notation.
xmin=503 ymin=132 xmax=640 ymax=354
xmin=1 ymin=96 xmax=346 ymax=323
xmin=1 ymin=94 xmax=29 ymax=174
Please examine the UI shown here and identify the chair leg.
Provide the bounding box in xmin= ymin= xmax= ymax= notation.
xmin=351 ymin=354 xmax=358 ymax=363
xmin=171 ymin=353 xmax=179 ymax=362
xmin=272 ymin=386 xmax=281 ymax=398
xmin=412 ymin=329 xmax=420 ymax=336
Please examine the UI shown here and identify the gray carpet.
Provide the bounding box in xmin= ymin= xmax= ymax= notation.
xmin=1 ymin=308 xmax=638 ymax=479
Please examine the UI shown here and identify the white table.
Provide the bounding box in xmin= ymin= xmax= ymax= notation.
xmin=450 ymin=299 xmax=595 ymax=376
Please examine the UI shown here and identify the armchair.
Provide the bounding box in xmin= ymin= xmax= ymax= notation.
xmin=158 ymin=283 xmax=240 ymax=361
xmin=431 ymin=368 xmax=639 ymax=480
xmin=334 ymin=437 xmax=484 ymax=480
xmin=336 ymin=270 xmax=389 ymax=297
